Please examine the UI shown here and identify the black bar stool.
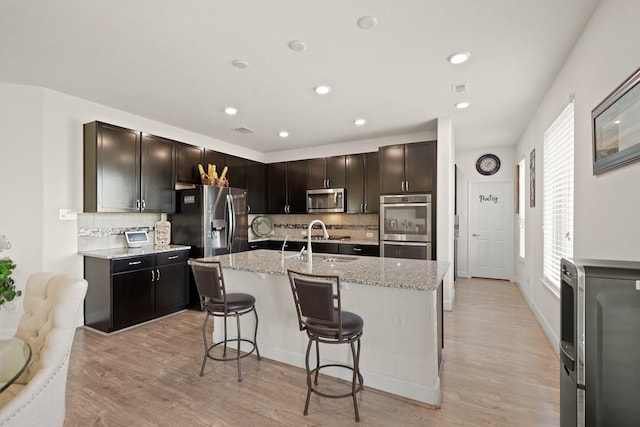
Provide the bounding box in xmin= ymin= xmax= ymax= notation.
xmin=287 ymin=269 xmax=364 ymax=422
xmin=189 ymin=259 xmax=260 ymax=382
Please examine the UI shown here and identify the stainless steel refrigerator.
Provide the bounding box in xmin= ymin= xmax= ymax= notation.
xmin=560 ymin=258 xmax=640 ymax=426
xmin=172 ymin=186 xmax=248 ymax=256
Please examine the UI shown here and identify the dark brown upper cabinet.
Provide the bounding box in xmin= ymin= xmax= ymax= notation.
xmin=203 ymin=149 xmax=228 ymax=179
xmin=379 ymin=141 xmax=436 ymax=194
xmin=267 ymin=160 xmax=308 ymax=214
xmin=308 ymin=156 xmax=346 ymax=189
xmin=84 ymin=121 xmax=176 ymax=213
xmin=246 ymin=160 xmax=266 ymax=214
xmin=176 ymin=142 xmax=204 ymax=184
xmin=346 ymin=152 xmax=379 ymax=214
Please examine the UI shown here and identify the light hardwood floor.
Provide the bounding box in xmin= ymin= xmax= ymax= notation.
xmin=65 ymin=278 xmax=559 ymax=426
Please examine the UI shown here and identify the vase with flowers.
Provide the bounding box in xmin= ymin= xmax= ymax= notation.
xmin=0 ymin=235 xmax=20 ymax=308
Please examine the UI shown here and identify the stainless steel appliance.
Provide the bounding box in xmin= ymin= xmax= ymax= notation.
xmin=560 ymin=258 xmax=640 ymax=427
xmin=172 ymin=186 xmax=248 ymax=257
xmin=306 ymin=188 xmax=346 ymax=213
xmin=380 ymin=194 xmax=432 ymax=260
xmin=172 ymin=186 xmax=248 ymax=308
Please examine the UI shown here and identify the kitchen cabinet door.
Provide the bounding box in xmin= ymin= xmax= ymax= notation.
xmin=364 ymin=151 xmax=379 ymax=213
xmin=226 ymin=154 xmax=247 ymax=189
xmin=141 ymin=133 xmax=176 ymax=213
xmin=339 ymin=243 xmax=379 ymax=257
xmin=405 ymin=141 xmax=436 ymax=193
xmin=326 ymin=155 xmax=346 ymax=188
xmin=84 ymin=121 xmax=141 ymax=212
xmin=307 ymin=158 xmax=327 ymax=189
xmin=246 ymin=160 xmax=266 ymax=213
xmin=267 ymin=162 xmax=288 ymax=213
xmin=310 ymin=242 xmax=340 ymax=254
xmin=379 ymin=144 xmax=405 ymax=194
xmin=112 ymin=268 xmax=155 ymax=330
xmin=287 ymin=160 xmax=308 ymax=214
xmin=154 ymin=251 xmax=189 ymax=316
xmin=346 ymin=154 xmax=365 ymax=213
xmin=176 ymin=142 xmax=204 ymax=184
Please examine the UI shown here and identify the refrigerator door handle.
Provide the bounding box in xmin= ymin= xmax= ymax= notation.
xmin=226 ymin=193 xmax=235 ymax=250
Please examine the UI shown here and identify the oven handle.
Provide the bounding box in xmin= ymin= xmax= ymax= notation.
xmin=382 ymin=241 xmax=430 ymax=246
xmin=381 ymin=203 xmax=430 ymax=208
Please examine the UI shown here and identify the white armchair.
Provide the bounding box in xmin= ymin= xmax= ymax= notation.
xmin=0 ymin=273 xmax=88 ymax=427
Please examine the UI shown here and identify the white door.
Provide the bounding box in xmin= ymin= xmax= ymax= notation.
xmin=469 ymin=180 xmax=514 ymax=280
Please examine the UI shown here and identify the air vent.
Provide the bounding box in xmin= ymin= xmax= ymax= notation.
xmin=451 ymin=82 xmax=467 ymax=94
xmin=232 ymin=127 xmax=254 ymax=134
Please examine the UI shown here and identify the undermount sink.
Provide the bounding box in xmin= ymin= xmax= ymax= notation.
xmin=285 ymin=253 xmax=358 ymax=263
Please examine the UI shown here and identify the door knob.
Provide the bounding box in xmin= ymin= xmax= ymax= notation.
xmin=472 ymin=233 xmax=480 ymax=237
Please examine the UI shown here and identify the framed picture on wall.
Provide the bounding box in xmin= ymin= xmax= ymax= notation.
xmin=592 ymin=67 xmax=640 ymax=174
xmin=530 ymin=149 xmax=535 ymax=207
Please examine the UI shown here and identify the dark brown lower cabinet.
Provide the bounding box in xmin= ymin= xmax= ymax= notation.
xmin=84 ymin=249 xmax=189 ymax=333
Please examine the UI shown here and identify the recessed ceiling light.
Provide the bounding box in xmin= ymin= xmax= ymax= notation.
xmin=279 ymin=131 xmax=289 ymax=138
xmin=447 ymin=52 xmax=471 ymax=65
xmin=288 ymin=40 xmax=307 ymax=52
xmin=357 ymin=16 xmax=378 ymax=30
xmin=315 ymin=85 xmax=331 ymax=95
xmin=354 ymin=118 xmax=367 ymax=126
xmin=224 ymin=107 xmax=238 ymax=115
xmin=455 ymin=101 xmax=470 ymax=109
xmin=231 ymin=60 xmax=249 ymax=69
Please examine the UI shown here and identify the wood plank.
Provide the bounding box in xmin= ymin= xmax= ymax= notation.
xmin=64 ymin=277 xmax=559 ymax=426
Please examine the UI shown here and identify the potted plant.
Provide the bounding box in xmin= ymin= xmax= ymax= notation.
xmin=0 ymin=235 xmax=20 ymax=308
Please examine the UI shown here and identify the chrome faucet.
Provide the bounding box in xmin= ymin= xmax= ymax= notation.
xmin=281 ymin=235 xmax=290 ymax=253
xmin=307 ymin=219 xmax=329 ymax=261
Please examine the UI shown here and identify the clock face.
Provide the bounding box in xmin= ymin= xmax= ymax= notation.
xmin=476 ymin=154 xmax=501 ymax=175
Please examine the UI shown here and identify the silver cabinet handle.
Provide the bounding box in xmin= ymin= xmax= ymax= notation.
xmin=156 ymin=269 xmax=160 ymax=280
xmin=364 ymin=203 xmax=368 ymax=212
xmin=151 ymin=269 xmax=155 ymax=281
xmin=142 ymin=200 xmax=146 ymax=210
xmin=129 ymin=260 xmax=142 ymax=266
xmin=401 ymin=181 xmax=405 ymax=191
xmin=136 ymin=200 xmax=141 ymax=209
xmin=168 ymin=255 xmax=179 ymax=260
xmin=353 ymin=248 xmax=362 ymax=252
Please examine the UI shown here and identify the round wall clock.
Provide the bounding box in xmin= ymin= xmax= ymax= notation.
xmin=476 ymin=154 xmax=501 ymax=175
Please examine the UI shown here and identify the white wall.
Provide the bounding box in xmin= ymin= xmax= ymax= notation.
xmin=454 ymin=145 xmax=517 ymax=278
xmin=0 ymin=83 xmax=265 ymax=330
xmin=514 ymin=0 xmax=640 ymax=351
xmin=437 ymin=117 xmax=455 ymax=310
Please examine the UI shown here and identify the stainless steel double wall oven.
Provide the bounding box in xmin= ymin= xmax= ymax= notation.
xmin=380 ymin=194 xmax=432 ymax=260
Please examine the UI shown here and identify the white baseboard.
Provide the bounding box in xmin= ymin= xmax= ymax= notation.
xmin=514 ymin=280 xmax=559 ymax=357
xmin=457 ymin=271 xmax=470 ymax=278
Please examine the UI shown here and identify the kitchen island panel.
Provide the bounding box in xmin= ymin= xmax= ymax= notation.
xmin=210 ymin=253 xmax=444 ymax=406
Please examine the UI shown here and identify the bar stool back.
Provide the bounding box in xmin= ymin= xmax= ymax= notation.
xmin=287 ymin=269 xmax=364 ymax=422
xmin=189 ymin=259 xmax=260 ymax=382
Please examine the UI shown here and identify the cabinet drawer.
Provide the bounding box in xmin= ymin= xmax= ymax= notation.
xmin=339 ymin=244 xmax=379 ymax=257
xmin=112 ymin=255 xmax=154 ymax=273
xmin=155 ymin=250 xmax=189 ymax=266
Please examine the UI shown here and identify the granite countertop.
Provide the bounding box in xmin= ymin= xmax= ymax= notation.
xmin=249 ymin=236 xmax=379 ymax=246
xmin=79 ymin=244 xmax=191 ymax=259
xmin=199 ymin=249 xmax=449 ymax=291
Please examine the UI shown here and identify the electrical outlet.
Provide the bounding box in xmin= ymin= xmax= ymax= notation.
xmin=366 ymin=232 xmax=373 ymax=238
xmin=301 ymin=230 xmax=307 ymax=235
xmin=59 ymin=209 xmax=77 ymax=220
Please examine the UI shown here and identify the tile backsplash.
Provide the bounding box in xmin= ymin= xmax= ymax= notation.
xmin=78 ymin=212 xmax=163 ymax=251
xmin=249 ymin=213 xmax=379 ymax=242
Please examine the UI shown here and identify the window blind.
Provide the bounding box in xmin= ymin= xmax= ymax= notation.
xmin=543 ymin=102 xmax=574 ymax=289
xmin=518 ymin=157 xmax=526 ymax=259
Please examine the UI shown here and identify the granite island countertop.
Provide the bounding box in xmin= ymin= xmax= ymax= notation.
xmin=79 ymin=244 xmax=191 ymax=259
xmin=200 ymin=249 xmax=449 ymax=291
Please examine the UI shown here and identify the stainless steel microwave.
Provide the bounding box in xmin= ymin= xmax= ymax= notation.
xmin=306 ymin=188 xmax=346 ymax=213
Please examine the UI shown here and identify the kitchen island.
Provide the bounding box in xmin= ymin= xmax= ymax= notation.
xmin=200 ymin=249 xmax=449 ymax=406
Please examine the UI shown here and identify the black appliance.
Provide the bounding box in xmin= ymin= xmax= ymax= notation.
xmin=560 ymin=258 xmax=640 ymax=426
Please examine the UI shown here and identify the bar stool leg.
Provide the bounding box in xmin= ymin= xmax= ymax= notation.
xmin=253 ymin=307 xmax=261 ymax=360
xmin=350 ymin=340 xmax=361 ymax=422
xmin=236 ymin=312 xmax=242 ymax=382
xmin=200 ymin=312 xmax=210 ymax=377
xmin=304 ymin=338 xmax=314 ymax=416
xmin=314 ymin=339 xmax=320 ymax=385
xmin=223 ymin=315 xmax=228 ymax=358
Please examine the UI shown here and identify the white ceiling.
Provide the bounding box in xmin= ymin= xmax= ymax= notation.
xmin=0 ymin=0 xmax=599 ymax=154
